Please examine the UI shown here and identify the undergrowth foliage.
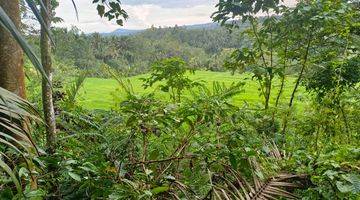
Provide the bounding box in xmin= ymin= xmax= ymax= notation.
xmin=0 ymin=0 xmax=359 ymax=199
xmin=21 ymin=61 xmax=358 ymax=199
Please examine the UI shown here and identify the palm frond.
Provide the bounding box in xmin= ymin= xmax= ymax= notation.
xmin=0 ymin=87 xmax=40 ymax=150
xmin=66 ymin=72 xmax=87 ymax=104
xmin=214 ymin=171 xmax=301 ymax=200
xmin=208 ymin=160 xmax=304 ymax=200
xmin=70 ymin=0 xmax=79 ymax=21
xmin=0 ymin=87 xmax=40 ymax=193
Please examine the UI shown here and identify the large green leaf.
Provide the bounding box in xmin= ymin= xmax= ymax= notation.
xmin=0 ymin=6 xmax=48 ymax=82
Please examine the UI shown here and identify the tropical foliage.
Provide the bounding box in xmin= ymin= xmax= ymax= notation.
xmin=0 ymin=0 xmax=359 ymax=199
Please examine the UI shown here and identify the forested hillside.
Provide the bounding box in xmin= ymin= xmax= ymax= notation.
xmin=0 ymin=0 xmax=359 ymax=199
xmin=27 ymin=24 xmax=247 ymax=76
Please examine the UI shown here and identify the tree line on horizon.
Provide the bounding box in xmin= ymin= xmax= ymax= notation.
xmin=25 ymin=24 xmax=249 ymax=77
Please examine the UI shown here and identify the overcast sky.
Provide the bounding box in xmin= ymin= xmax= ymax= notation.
xmin=55 ymin=0 xmax=297 ymax=33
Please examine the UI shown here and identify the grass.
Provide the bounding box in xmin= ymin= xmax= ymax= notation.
xmin=78 ymin=71 xmax=309 ymax=110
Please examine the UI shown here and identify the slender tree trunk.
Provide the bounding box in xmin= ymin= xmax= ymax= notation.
xmin=41 ymin=0 xmax=56 ymax=154
xmin=281 ymin=35 xmax=312 ymax=139
xmin=0 ymin=0 xmax=26 ymax=98
xmin=338 ymin=103 xmax=350 ymax=143
xmin=250 ymin=18 xmax=271 ymax=109
xmin=275 ymin=40 xmax=288 ymax=142
xmin=266 ymin=25 xmax=274 ymax=110
xmin=275 ymin=40 xmax=288 ymax=108
xmin=265 ymin=78 xmax=271 ymax=110
xmin=288 ymin=36 xmax=311 ymax=108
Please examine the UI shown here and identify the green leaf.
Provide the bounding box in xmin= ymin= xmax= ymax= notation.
xmin=229 ymin=153 xmax=238 ymax=169
xmin=24 ymin=189 xmax=46 ymax=199
xmin=151 ymin=186 xmax=170 ymax=195
xmin=65 ymin=159 xmax=77 ymax=165
xmin=165 ymin=175 xmax=176 ymax=181
xmin=97 ymin=5 xmax=105 ymax=17
xmin=18 ymin=167 xmax=29 ymax=179
xmin=149 ymin=149 xmax=159 ymax=160
xmin=342 ymin=174 xmax=360 ymax=193
xmin=68 ymin=171 xmax=81 ymax=182
xmin=140 ymin=190 xmax=153 ymax=198
xmin=336 ymin=181 xmax=352 ymax=193
xmin=116 ymin=19 xmax=123 ymax=26
xmin=0 ymin=159 xmax=22 ymax=195
xmin=145 ymin=169 xmax=153 ymax=176
xmin=324 ymin=170 xmax=338 ymax=180
xmin=0 ymin=188 xmax=14 ymax=199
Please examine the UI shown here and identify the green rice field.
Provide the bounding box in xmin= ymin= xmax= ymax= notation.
xmin=78 ymin=71 xmax=308 ymax=110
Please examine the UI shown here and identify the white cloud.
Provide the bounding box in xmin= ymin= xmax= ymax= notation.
xmin=55 ymin=0 xmax=298 ymax=33
xmin=55 ymin=0 xmax=217 ymax=32
xmin=55 ymin=0 xmax=119 ymax=33
xmin=56 ymin=0 xmax=215 ymax=33
xmin=123 ymin=3 xmax=216 ymax=29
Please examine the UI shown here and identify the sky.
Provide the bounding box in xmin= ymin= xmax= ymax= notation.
xmin=55 ymin=0 xmax=297 ymax=33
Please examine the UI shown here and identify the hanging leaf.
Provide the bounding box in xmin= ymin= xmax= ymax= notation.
xmin=68 ymin=171 xmax=82 ymax=182
xmin=97 ymin=5 xmax=105 ymax=17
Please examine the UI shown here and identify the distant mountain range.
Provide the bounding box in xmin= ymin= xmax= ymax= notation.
xmin=100 ymin=22 xmax=221 ymax=36
xmin=181 ymin=23 xmax=220 ymax=30
xmin=101 ymin=29 xmax=143 ymax=36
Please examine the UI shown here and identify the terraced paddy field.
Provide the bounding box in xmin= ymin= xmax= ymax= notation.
xmin=78 ymin=71 xmax=309 ymax=110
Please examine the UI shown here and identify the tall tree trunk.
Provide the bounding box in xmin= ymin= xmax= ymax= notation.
xmin=41 ymin=0 xmax=56 ymax=154
xmin=0 ymin=0 xmax=39 ymax=190
xmin=0 ymin=0 xmax=26 ymax=98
